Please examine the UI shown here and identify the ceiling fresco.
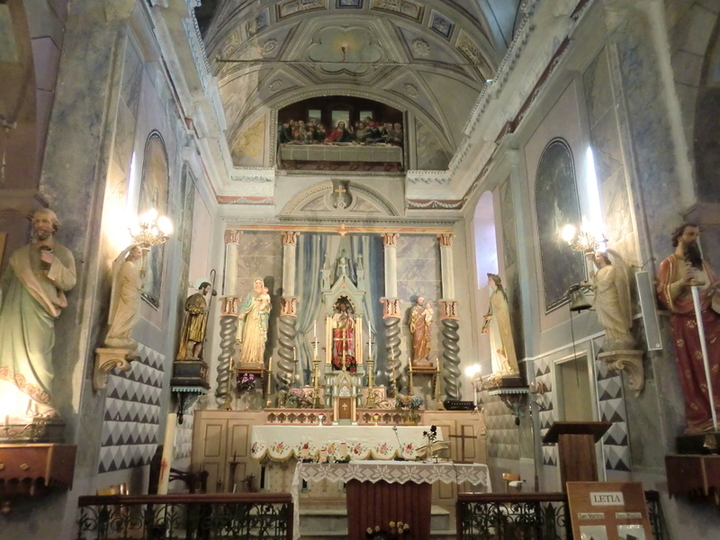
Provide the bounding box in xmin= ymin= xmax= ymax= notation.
xmin=198 ymin=0 xmax=524 ymax=169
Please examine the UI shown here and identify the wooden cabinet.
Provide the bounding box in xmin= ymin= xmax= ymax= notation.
xmin=191 ymin=410 xmax=264 ymax=493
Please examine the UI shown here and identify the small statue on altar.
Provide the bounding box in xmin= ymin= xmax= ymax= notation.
xmin=177 ymin=279 xmax=212 ymax=360
xmin=105 ymin=244 xmax=147 ymax=350
xmin=236 ymin=278 xmax=271 ymax=364
xmin=584 ymin=250 xmax=634 ymax=351
xmin=482 ymin=273 xmax=519 ymax=376
xmin=409 ymin=296 xmax=433 ymax=364
xmin=331 ymin=298 xmax=356 ymax=371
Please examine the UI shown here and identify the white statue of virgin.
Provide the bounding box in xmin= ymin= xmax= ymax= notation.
xmin=104 ymin=244 xmax=147 ymax=350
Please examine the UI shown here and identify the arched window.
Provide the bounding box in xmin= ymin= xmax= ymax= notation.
xmin=473 ymin=190 xmax=499 ymax=288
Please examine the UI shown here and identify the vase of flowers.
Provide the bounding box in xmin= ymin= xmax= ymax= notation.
xmin=237 ymin=372 xmax=256 ymax=392
xmin=395 ymin=394 xmax=423 ymax=425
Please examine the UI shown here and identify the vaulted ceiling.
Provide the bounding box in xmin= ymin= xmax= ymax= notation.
xmin=199 ymin=0 xmax=523 ymax=168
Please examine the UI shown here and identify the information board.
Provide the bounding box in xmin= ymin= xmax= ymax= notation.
xmin=567 ymin=482 xmax=653 ymax=540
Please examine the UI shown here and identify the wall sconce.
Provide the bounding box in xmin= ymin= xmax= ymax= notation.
xmin=129 ymin=209 xmax=173 ymax=247
xmin=561 ymin=217 xmax=606 ymax=253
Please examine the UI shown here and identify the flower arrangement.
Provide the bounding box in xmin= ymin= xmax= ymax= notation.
xmin=395 ymin=394 xmax=424 ymax=423
xmin=237 ymin=372 xmax=256 ymax=392
xmin=366 ymin=521 xmax=410 ymax=539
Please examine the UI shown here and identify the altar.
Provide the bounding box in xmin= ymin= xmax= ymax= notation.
xmin=251 ymin=425 xmax=440 ymax=462
xmin=291 ymin=461 xmax=491 ymax=540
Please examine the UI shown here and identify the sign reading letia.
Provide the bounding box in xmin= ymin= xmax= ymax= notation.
xmin=590 ymin=492 xmax=625 ymax=506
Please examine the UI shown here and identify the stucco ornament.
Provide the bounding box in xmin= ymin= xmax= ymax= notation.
xmin=307 ymin=26 xmax=383 ymax=74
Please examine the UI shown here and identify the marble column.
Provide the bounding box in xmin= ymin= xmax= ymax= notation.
xmin=381 ymin=233 xmax=403 ymax=394
xmin=438 ymin=233 xmax=461 ymax=400
xmin=215 ymin=229 xmax=241 ymax=407
xmin=277 ymin=231 xmax=299 ymax=391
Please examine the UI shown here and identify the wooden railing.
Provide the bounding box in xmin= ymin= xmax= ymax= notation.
xmin=76 ymin=493 xmax=293 ymax=540
xmin=456 ymin=491 xmax=666 ymax=540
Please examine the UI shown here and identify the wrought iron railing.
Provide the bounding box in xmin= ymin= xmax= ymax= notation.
xmin=457 ymin=491 xmax=668 ymax=540
xmin=76 ymin=493 xmax=293 ymax=540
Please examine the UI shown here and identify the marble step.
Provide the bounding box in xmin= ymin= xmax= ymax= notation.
xmin=299 ymin=505 xmax=452 ymax=538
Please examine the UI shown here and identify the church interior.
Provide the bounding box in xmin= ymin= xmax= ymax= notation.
xmin=2 ymin=0 xmax=720 ymax=538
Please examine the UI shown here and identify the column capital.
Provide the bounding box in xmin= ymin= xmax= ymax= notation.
xmin=281 ymin=231 xmax=299 ymax=245
xmin=220 ymin=297 xmax=239 ymax=317
xmin=381 ymin=298 xmax=402 ymax=318
xmin=382 ymin=233 xmax=399 ymax=247
xmin=437 ymin=233 xmax=454 ymax=247
xmin=280 ymin=297 xmax=299 ymax=317
xmin=438 ymin=300 xmax=459 ymax=320
xmin=224 ymin=229 xmax=242 ymax=245
xmin=506 ymin=149 xmax=521 ymax=167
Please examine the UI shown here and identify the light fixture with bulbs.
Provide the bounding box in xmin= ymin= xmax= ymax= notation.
xmin=129 ymin=208 xmax=173 ymax=247
xmin=561 ymin=216 xmax=606 ymax=253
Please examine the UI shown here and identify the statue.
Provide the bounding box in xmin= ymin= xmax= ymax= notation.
xmin=585 ymin=250 xmax=634 ymax=351
xmin=236 ymin=278 xmax=271 ymax=364
xmin=657 ymin=223 xmax=720 ymax=434
xmin=105 ymin=245 xmax=147 ymax=350
xmin=409 ymin=296 xmax=433 ymax=364
xmin=177 ymin=279 xmax=213 ymax=360
xmin=0 ymin=209 xmax=76 ymax=417
xmin=331 ymin=298 xmax=356 ymax=371
xmin=482 ymin=273 xmax=519 ymax=376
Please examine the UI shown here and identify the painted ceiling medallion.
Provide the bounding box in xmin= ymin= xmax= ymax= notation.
xmin=404 ymin=83 xmax=419 ymax=97
xmin=269 ymin=79 xmax=284 ymax=92
xmin=262 ymin=38 xmax=278 ymax=55
xmin=411 ymin=38 xmax=430 ymax=57
xmin=307 ymin=26 xmax=383 ymax=74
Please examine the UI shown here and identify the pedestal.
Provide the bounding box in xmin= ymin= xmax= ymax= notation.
xmin=542 ymin=421 xmax=611 ymax=490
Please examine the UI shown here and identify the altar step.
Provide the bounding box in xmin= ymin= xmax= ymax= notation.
xmin=299 ymin=505 xmax=455 ymax=540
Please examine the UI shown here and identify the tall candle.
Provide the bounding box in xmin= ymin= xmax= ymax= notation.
xmin=314 ymin=320 xmax=317 ymax=339
xmin=157 ymin=413 xmax=177 ymax=495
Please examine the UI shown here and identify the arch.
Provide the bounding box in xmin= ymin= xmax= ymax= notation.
xmin=280 ymin=180 xmax=400 ymax=217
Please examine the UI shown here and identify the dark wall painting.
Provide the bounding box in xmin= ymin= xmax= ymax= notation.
xmin=534 ymin=138 xmax=585 ymax=312
xmin=138 ymin=130 xmax=169 ymax=308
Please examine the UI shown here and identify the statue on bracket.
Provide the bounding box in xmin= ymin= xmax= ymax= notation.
xmin=409 ymin=296 xmax=433 ymax=365
xmin=584 ymin=250 xmax=634 ymax=350
xmin=177 ymin=279 xmax=213 ymax=360
xmin=0 ymin=209 xmax=77 ymax=418
xmin=658 ymin=223 xmax=720 ymax=434
xmin=331 ymin=297 xmax=356 ymax=372
xmin=482 ymin=273 xmax=519 ymax=376
xmin=105 ymin=244 xmax=148 ymax=350
xmin=236 ymin=278 xmax=271 ymax=365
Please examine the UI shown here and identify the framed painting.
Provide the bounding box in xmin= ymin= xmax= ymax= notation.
xmin=138 ymin=130 xmax=169 ymax=308
xmin=534 ymin=138 xmax=585 ymax=312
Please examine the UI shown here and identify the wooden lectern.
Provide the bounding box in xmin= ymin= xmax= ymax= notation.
xmin=542 ymin=421 xmax=611 ymax=490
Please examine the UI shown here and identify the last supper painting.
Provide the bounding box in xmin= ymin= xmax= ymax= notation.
xmin=276 ymin=96 xmax=405 ymax=172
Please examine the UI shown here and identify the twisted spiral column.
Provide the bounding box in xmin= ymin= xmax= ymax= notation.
xmin=440 ymin=308 xmax=461 ymax=400
xmin=215 ymin=303 xmax=238 ymax=406
xmin=277 ymin=298 xmax=298 ymax=390
xmin=382 ymin=299 xmax=404 ymax=394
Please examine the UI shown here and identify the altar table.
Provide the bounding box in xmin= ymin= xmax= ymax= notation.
xmin=251 ymin=425 xmax=438 ymax=461
xmin=291 ymin=461 xmax=491 ymax=539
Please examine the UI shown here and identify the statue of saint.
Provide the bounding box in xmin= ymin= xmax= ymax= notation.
xmin=105 ymin=245 xmax=147 ymax=350
xmin=331 ymin=298 xmax=356 ymax=371
xmin=177 ymin=280 xmax=212 ymax=360
xmin=0 ymin=209 xmax=76 ymax=417
xmin=657 ymin=223 xmax=720 ymax=434
xmin=236 ymin=278 xmax=271 ymax=364
xmin=409 ymin=296 xmax=433 ymax=364
xmin=482 ymin=274 xmax=519 ymax=376
xmin=585 ymin=250 xmax=634 ymax=351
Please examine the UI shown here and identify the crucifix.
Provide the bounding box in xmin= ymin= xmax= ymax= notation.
xmin=448 ymin=427 xmax=478 ymax=464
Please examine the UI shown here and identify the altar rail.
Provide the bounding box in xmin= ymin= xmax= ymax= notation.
xmin=456 ymin=491 xmax=667 ymax=540
xmin=76 ymin=493 xmax=293 ymax=540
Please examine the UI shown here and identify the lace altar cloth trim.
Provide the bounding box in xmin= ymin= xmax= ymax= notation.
xmin=290 ymin=461 xmax=491 ymax=539
xmin=251 ymin=425 xmax=438 ymax=461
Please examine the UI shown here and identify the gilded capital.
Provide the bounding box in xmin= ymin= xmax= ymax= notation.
xmin=382 ymin=233 xmax=399 ymax=247
xmin=280 ymin=297 xmax=299 ymax=317
xmin=438 ymin=300 xmax=459 ymax=320
xmin=224 ymin=230 xmax=242 ymax=245
xmin=381 ymin=298 xmax=402 ymax=318
xmin=438 ymin=233 xmax=454 ymax=247
xmin=281 ymin=231 xmax=299 ymax=245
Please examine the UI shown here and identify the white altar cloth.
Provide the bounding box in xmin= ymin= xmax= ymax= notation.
xmin=251 ymin=425 xmax=438 ymax=461
xmin=290 ymin=461 xmax=491 ymax=539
